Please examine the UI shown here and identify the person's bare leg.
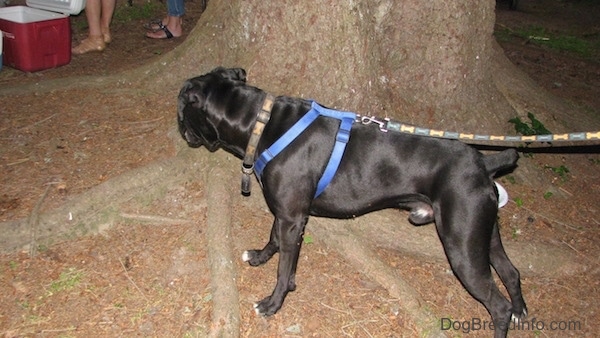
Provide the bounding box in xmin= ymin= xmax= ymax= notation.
xmin=100 ymin=0 xmax=116 ymax=43
xmin=72 ymin=0 xmax=106 ymax=54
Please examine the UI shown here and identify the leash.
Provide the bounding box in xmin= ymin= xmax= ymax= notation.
xmin=356 ymin=115 xmax=600 ymax=144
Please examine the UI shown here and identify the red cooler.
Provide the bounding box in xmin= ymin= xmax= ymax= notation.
xmin=0 ymin=0 xmax=85 ymax=72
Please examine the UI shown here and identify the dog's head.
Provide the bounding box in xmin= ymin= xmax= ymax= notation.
xmin=177 ymin=67 xmax=248 ymax=150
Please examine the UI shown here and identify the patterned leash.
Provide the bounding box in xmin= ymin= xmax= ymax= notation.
xmin=357 ymin=115 xmax=600 ymax=144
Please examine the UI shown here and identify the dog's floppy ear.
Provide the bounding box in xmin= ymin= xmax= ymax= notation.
xmin=177 ymin=79 xmax=221 ymax=150
xmin=210 ymin=67 xmax=247 ymax=82
xmin=177 ymin=79 xmax=209 ymax=125
xmin=228 ymin=68 xmax=247 ymax=82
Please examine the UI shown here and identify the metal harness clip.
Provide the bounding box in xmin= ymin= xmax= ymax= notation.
xmin=358 ymin=115 xmax=389 ymax=132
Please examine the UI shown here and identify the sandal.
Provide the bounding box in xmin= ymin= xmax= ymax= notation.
xmin=72 ymin=36 xmax=106 ymax=55
xmin=143 ymin=18 xmax=164 ymax=32
xmin=145 ymin=22 xmax=175 ymax=39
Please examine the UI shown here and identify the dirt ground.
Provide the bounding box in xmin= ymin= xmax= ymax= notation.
xmin=0 ymin=0 xmax=599 ymax=337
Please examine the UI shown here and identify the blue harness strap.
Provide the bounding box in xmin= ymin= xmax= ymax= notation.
xmin=254 ymin=103 xmax=321 ymax=176
xmin=314 ymin=107 xmax=355 ymax=197
xmin=254 ymin=101 xmax=356 ymax=198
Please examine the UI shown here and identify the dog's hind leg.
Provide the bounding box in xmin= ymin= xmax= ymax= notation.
xmin=489 ymin=221 xmax=527 ymax=322
xmin=436 ymin=204 xmax=513 ymax=338
xmin=252 ymin=216 xmax=308 ymax=316
xmin=242 ymin=220 xmax=280 ymax=266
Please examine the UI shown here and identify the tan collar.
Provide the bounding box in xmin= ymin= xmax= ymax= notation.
xmin=241 ymin=93 xmax=274 ymax=196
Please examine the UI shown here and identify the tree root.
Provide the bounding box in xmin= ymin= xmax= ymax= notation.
xmin=0 ymin=146 xmax=199 ymax=253
xmin=204 ymin=151 xmax=241 ymax=338
xmin=309 ymin=219 xmax=446 ymax=337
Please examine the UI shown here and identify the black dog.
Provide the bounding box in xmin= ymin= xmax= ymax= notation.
xmin=178 ymin=67 xmax=527 ymax=337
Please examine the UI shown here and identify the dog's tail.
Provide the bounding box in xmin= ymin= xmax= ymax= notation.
xmin=484 ymin=149 xmax=519 ymax=176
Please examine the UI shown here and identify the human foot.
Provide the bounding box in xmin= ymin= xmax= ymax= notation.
xmin=101 ymin=28 xmax=112 ymax=44
xmin=72 ymin=36 xmax=106 ymax=54
xmin=145 ymin=22 xmax=181 ymax=39
xmin=143 ymin=18 xmax=167 ymax=32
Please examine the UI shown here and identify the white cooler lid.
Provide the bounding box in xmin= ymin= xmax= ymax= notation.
xmin=26 ymin=0 xmax=86 ymax=15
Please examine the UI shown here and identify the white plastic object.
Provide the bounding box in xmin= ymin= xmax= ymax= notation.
xmin=26 ymin=0 xmax=86 ymax=15
xmin=495 ymin=181 xmax=509 ymax=208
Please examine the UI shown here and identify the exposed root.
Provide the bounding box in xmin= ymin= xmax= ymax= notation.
xmin=204 ymin=151 xmax=241 ymax=338
xmin=0 ymin=147 xmax=199 ymax=253
xmin=309 ymin=219 xmax=446 ymax=338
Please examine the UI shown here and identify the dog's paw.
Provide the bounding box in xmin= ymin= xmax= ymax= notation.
xmin=241 ymin=250 xmax=252 ymax=262
xmin=242 ymin=250 xmax=271 ymax=266
xmin=253 ymin=296 xmax=282 ymax=316
xmin=242 ymin=250 xmax=260 ymax=266
xmin=511 ymin=308 xmax=528 ymax=324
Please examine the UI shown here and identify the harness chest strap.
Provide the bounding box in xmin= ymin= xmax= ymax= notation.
xmin=254 ymin=101 xmax=356 ymax=198
xmin=316 ymin=115 xmax=353 ymax=197
xmin=241 ymin=93 xmax=275 ymax=196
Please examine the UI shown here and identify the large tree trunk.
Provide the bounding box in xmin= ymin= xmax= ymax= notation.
xmin=127 ymin=0 xmax=595 ymax=134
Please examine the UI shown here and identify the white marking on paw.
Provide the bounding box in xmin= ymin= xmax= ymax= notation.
xmin=511 ymin=313 xmax=525 ymax=324
xmin=253 ymin=303 xmax=260 ymax=315
xmin=242 ymin=251 xmax=250 ymax=262
xmin=511 ymin=314 xmax=518 ymax=324
xmin=511 ymin=309 xmax=527 ymax=324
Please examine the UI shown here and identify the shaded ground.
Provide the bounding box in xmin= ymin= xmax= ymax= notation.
xmin=0 ymin=0 xmax=599 ymax=337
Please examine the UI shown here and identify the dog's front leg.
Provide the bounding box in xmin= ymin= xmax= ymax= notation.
xmin=242 ymin=220 xmax=280 ymax=266
xmin=253 ymin=216 xmax=308 ymax=316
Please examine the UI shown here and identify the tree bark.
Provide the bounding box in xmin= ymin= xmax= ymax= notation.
xmin=122 ymin=0 xmax=597 ymax=134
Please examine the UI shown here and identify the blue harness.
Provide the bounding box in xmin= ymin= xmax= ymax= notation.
xmin=254 ymin=101 xmax=356 ymax=198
